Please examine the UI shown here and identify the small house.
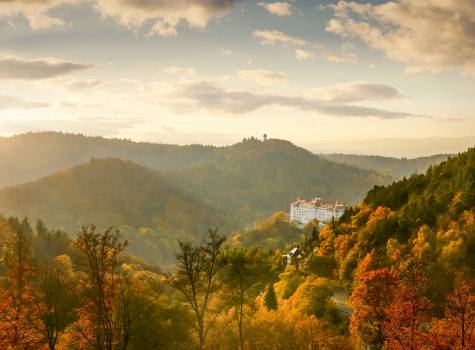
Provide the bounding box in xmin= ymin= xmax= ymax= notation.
xmin=282 ymin=247 xmax=305 ymax=268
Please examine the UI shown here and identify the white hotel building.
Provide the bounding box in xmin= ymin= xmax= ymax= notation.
xmin=290 ymin=197 xmax=345 ymax=226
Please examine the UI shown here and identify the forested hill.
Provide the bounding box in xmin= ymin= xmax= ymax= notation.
xmin=0 ymin=132 xmax=220 ymax=187
xmin=0 ymin=133 xmax=391 ymax=215
xmin=359 ymin=147 xmax=475 ymax=238
xmin=0 ymin=158 xmax=230 ymax=237
xmin=323 ymin=153 xmax=449 ymax=179
xmin=323 ymin=147 xmax=475 ymax=288
xmin=166 ymin=138 xmax=390 ymax=225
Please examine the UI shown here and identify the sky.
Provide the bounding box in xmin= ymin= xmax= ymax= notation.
xmin=0 ymin=0 xmax=475 ymax=156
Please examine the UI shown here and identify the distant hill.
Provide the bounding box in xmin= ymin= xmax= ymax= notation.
xmin=322 ymin=153 xmax=449 ymax=179
xmin=0 ymin=158 xmax=229 ymax=237
xmin=0 ymin=132 xmax=219 ymax=188
xmin=0 ymin=133 xmax=390 ymax=213
xmin=167 ymin=138 xmax=391 ymax=225
xmin=0 ymin=133 xmax=395 ymax=235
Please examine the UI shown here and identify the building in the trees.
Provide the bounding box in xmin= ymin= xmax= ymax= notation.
xmin=290 ymin=197 xmax=345 ymax=226
xmin=282 ymin=247 xmax=305 ymax=268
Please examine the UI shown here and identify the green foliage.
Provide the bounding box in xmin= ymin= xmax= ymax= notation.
xmin=274 ymin=265 xmax=302 ymax=299
xmin=323 ymin=153 xmax=449 ymax=179
xmin=294 ymin=276 xmax=333 ymax=318
xmin=229 ymin=212 xmax=302 ymax=250
xmin=263 ymin=283 xmax=278 ymax=311
xmin=168 ymin=139 xmax=390 ymax=224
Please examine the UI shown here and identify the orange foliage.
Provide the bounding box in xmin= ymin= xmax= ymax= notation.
xmin=349 ymin=268 xmax=398 ymax=347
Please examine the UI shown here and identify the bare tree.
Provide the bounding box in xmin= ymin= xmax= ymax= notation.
xmin=171 ymin=228 xmax=225 ymax=350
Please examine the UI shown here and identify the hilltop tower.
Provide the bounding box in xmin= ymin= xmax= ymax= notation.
xmin=263 ymin=133 xmax=268 ymax=142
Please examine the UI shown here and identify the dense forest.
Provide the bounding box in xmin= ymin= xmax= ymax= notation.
xmin=323 ymin=153 xmax=449 ymax=179
xmin=0 ymin=145 xmax=473 ymax=349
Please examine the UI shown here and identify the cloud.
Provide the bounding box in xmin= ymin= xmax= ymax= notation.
xmin=257 ymin=2 xmax=293 ymax=17
xmin=94 ymin=0 xmax=243 ymax=37
xmin=326 ymin=0 xmax=475 ymax=75
xmin=66 ymin=79 xmax=101 ymax=91
xmin=295 ymin=49 xmax=314 ymax=61
xmin=238 ymin=69 xmax=287 ymax=85
xmin=0 ymin=94 xmax=50 ymax=110
xmin=0 ymin=54 xmax=93 ymax=80
xmin=154 ymin=80 xmax=421 ymax=119
xmin=322 ymin=51 xmax=357 ymax=63
xmin=253 ymin=30 xmax=306 ymax=45
xmin=0 ymin=0 xmax=77 ymax=30
xmin=313 ymin=81 xmax=402 ymax=104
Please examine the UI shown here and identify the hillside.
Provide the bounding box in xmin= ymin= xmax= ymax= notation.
xmin=166 ymin=138 xmax=391 ymax=225
xmin=300 ymin=148 xmax=475 ymax=349
xmin=0 ymin=133 xmax=391 ymax=225
xmin=0 ymin=132 xmax=219 ymax=188
xmin=323 ymin=147 xmax=475 ymax=285
xmin=0 ymin=158 xmax=229 ymax=236
xmin=322 ymin=153 xmax=449 ymax=179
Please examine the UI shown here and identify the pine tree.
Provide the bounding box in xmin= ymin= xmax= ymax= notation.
xmin=264 ymin=284 xmax=278 ymax=311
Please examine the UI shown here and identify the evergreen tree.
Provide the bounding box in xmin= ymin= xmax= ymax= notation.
xmin=264 ymin=283 xmax=278 ymax=311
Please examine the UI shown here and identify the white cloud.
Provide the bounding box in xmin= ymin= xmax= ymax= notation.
xmin=322 ymin=51 xmax=357 ymax=63
xmin=220 ymin=48 xmax=232 ymax=55
xmin=295 ymin=49 xmax=314 ymax=61
xmin=0 ymin=0 xmax=77 ymax=30
xmin=0 ymin=0 xmax=242 ymax=36
xmin=326 ymin=0 xmax=475 ymax=75
xmin=94 ymin=0 xmax=243 ymax=37
xmin=257 ymin=2 xmax=293 ymax=17
xmin=0 ymin=53 xmax=92 ymax=80
xmin=0 ymin=95 xmax=50 ymax=110
xmin=238 ymin=69 xmax=287 ymax=85
xmin=253 ymin=30 xmax=306 ymax=45
xmin=153 ymin=79 xmax=421 ymax=119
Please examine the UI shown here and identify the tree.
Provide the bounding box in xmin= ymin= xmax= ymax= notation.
xmin=31 ymin=255 xmax=77 ymax=350
xmin=274 ymin=264 xmax=301 ymax=299
xmin=293 ymin=276 xmax=333 ymax=318
xmin=221 ymin=248 xmax=252 ymax=350
xmin=384 ymin=284 xmax=431 ymax=350
xmin=68 ymin=226 xmax=130 ymax=350
xmin=429 ymin=278 xmax=475 ymax=350
xmin=171 ymin=228 xmax=225 ymax=350
xmin=350 ymin=267 xmax=398 ymax=348
xmin=0 ymin=217 xmax=43 ymax=349
xmin=263 ymin=284 xmax=278 ymax=311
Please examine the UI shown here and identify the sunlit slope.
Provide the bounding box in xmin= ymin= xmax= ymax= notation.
xmin=0 ymin=158 xmax=229 ymax=236
xmin=0 ymin=132 xmax=219 ymax=187
xmin=167 ymin=138 xmax=391 ymax=225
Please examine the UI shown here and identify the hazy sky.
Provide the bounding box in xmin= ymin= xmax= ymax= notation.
xmin=0 ymin=0 xmax=474 ymax=155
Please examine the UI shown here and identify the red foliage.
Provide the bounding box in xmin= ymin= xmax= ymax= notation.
xmin=350 ymin=267 xmax=398 ymax=347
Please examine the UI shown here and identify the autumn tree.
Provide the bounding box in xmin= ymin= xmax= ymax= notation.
xmin=31 ymin=255 xmax=77 ymax=350
xmin=429 ymin=278 xmax=475 ymax=350
xmin=68 ymin=226 xmax=130 ymax=350
xmin=171 ymin=228 xmax=225 ymax=350
xmin=350 ymin=267 xmax=398 ymax=349
xmin=0 ymin=217 xmax=43 ymax=349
